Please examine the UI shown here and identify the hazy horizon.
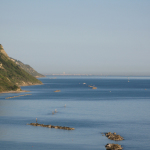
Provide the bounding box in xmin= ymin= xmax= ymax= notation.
xmin=1 ymin=0 xmax=150 ymax=76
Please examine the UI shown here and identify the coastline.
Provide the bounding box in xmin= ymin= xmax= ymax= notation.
xmin=0 ymin=83 xmax=43 ymax=94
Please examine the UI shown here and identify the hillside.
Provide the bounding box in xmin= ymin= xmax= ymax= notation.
xmin=0 ymin=44 xmax=42 ymax=93
xmin=10 ymin=58 xmax=45 ymax=78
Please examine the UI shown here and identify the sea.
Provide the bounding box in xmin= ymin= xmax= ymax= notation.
xmin=0 ymin=75 xmax=150 ymax=150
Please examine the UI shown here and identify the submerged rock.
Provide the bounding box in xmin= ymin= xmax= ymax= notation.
xmin=28 ymin=123 xmax=75 ymax=130
xmin=88 ymin=85 xmax=93 ymax=87
xmin=5 ymin=94 xmax=32 ymax=99
xmin=54 ymin=90 xmax=61 ymax=92
xmin=105 ymin=132 xmax=124 ymax=141
xmin=105 ymin=143 xmax=123 ymax=150
xmin=92 ymin=87 xmax=97 ymax=89
xmin=88 ymin=85 xmax=97 ymax=89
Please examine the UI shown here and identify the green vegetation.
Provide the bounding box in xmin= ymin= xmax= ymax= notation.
xmin=10 ymin=58 xmax=45 ymax=77
xmin=0 ymin=47 xmax=42 ymax=93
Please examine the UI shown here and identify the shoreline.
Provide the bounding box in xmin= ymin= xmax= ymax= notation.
xmin=0 ymin=82 xmax=43 ymax=94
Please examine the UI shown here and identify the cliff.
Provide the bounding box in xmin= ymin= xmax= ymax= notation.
xmin=0 ymin=44 xmax=43 ymax=93
xmin=10 ymin=58 xmax=45 ymax=78
xmin=0 ymin=44 xmax=9 ymax=57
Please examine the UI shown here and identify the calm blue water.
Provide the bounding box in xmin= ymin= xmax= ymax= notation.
xmin=0 ymin=76 xmax=150 ymax=150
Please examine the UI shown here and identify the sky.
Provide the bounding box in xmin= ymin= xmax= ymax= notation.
xmin=0 ymin=0 xmax=150 ymax=75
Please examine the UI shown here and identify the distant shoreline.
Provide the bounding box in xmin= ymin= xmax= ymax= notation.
xmin=45 ymin=74 xmax=150 ymax=77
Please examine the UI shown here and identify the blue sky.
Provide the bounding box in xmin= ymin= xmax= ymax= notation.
xmin=0 ymin=0 xmax=150 ymax=75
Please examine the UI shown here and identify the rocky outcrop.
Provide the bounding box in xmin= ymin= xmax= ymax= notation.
xmin=28 ymin=123 xmax=75 ymax=130
xmin=105 ymin=143 xmax=123 ymax=150
xmin=0 ymin=63 xmax=4 ymax=69
xmin=0 ymin=44 xmax=9 ymax=57
xmin=105 ymin=132 xmax=124 ymax=141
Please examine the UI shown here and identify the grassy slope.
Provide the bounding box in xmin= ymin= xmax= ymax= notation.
xmin=11 ymin=58 xmax=45 ymax=77
xmin=0 ymin=52 xmax=42 ymax=92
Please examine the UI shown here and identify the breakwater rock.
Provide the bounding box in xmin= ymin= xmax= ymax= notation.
xmin=105 ymin=132 xmax=124 ymax=141
xmin=28 ymin=123 xmax=75 ymax=130
xmin=5 ymin=94 xmax=31 ymax=99
xmin=105 ymin=143 xmax=123 ymax=150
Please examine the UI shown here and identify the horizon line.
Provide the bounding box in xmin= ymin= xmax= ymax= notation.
xmin=43 ymin=74 xmax=150 ymax=77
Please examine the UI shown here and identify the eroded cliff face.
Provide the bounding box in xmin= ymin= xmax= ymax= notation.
xmin=0 ymin=44 xmax=9 ymax=57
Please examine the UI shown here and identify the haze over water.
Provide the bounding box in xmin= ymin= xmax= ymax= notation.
xmin=1 ymin=1 xmax=150 ymax=75
xmin=0 ymin=76 xmax=150 ymax=150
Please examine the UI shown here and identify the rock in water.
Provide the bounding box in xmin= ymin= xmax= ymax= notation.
xmin=105 ymin=143 xmax=123 ymax=150
xmin=92 ymin=87 xmax=97 ymax=89
xmin=54 ymin=90 xmax=61 ymax=92
xmin=105 ymin=132 xmax=124 ymax=141
xmin=28 ymin=123 xmax=75 ymax=130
